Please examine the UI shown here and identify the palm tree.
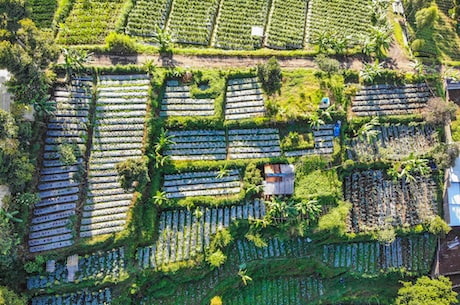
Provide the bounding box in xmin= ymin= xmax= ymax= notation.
xmin=238 ymin=269 xmax=253 ymax=286
xmin=355 ymin=117 xmax=380 ymax=143
xmin=153 ymin=190 xmax=168 ymax=206
xmin=216 ymin=163 xmax=230 ymax=179
xmin=370 ymin=25 xmax=393 ymax=59
xmin=62 ymin=48 xmax=92 ymax=82
xmin=0 ymin=209 xmax=22 ymax=223
xmin=155 ymin=128 xmax=175 ymax=155
xmin=359 ymin=61 xmax=385 ymax=84
xmin=153 ymin=25 xmax=172 ymax=54
xmin=295 ymin=199 xmax=321 ymax=224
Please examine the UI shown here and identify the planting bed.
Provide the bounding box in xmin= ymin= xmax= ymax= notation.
xmin=213 ymin=0 xmax=270 ymax=49
xmin=31 ymin=288 xmax=112 ymax=305
xmin=228 ymin=128 xmax=281 ymax=159
xmin=284 ymin=124 xmax=334 ymax=157
xmin=322 ymin=234 xmax=436 ymax=274
xmin=126 ymin=0 xmax=172 ymax=37
xmin=81 ymin=74 xmax=149 ymax=238
xmin=28 ymin=0 xmax=57 ymax=28
xmin=225 ymin=276 xmax=324 ymax=305
xmin=29 ymin=77 xmax=93 ymax=253
xmin=352 ymin=83 xmax=432 ymax=117
xmin=160 ymin=80 xmax=215 ymax=117
xmin=344 ymin=170 xmax=438 ymax=232
xmin=27 ymin=247 xmax=125 ymax=290
xmin=136 ymin=200 xmax=266 ymax=268
xmin=225 ymin=77 xmax=266 ymax=120
xmin=165 ymin=129 xmax=226 ymax=160
xmin=163 ymin=170 xmax=241 ymax=198
xmin=56 ymin=0 xmax=126 ymax=44
xmin=347 ymin=123 xmax=438 ymax=162
xmin=266 ymin=0 xmax=308 ymax=49
xmin=306 ymin=0 xmax=372 ymax=43
xmin=167 ymin=0 xmax=219 ymax=45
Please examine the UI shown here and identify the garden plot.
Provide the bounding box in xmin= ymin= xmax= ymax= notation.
xmin=352 ymin=83 xmax=432 ymax=117
xmin=163 ymin=170 xmax=241 ymax=198
xmin=213 ymin=0 xmax=270 ymax=50
xmin=228 ymin=128 xmax=281 ymax=159
xmin=322 ymin=234 xmax=436 ymax=274
xmin=56 ymin=0 xmax=126 ymax=44
xmin=126 ymin=0 xmax=172 ymax=37
xmin=160 ymin=80 xmax=215 ymax=117
xmin=29 ymin=77 xmax=93 ymax=253
xmin=225 ymin=77 xmax=266 ymax=120
xmin=27 ymin=247 xmax=125 ymax=290
xmin=284 ymin=124 xmax=334 ymax=157
xmin=136 ymin=200 xmax=266 ymax=268
xmin=234 ymin=237 xmax=315 ymax=263
xmin=165 ymin=129 xmax=226 ymax=160
xmin=347 ymin=124 xmax=438 ymax=162
xmin=28 ymin=0 xmax=57 ymax=28
xmin=167 ymin=0 xmax=220 ymax=45
xmin=225 ymin=276 xmax=323 ymax=305
xmin=81 ymin=74 xmax=149 ymax=238
xmin=306 ymin=0 xmax=372 ymax=43
xmin=31 ymin=288 xmax=112 ymax=305
xmin=344 ymin=170 xmax=438 ymax=233
xmin=266 ymin=0 xmax=308 ymax=49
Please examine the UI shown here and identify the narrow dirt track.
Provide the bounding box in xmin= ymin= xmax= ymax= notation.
xmin=85 ymin=43 xmax=414 ymax=71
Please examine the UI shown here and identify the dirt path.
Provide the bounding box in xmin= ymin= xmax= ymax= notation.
xmin=85 ymin=50 xmax=415 ymax=71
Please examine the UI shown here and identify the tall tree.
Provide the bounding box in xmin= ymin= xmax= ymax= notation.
xmin=396 ymin=276 xmax=457 ymax=305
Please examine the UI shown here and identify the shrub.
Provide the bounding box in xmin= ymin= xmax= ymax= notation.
xmin=105 ymin=32 xmax=137 ymax=55
xmin=115 ymin=157 xmax=150 ymax=191
xmin=24 ymin=255 xmax=46 ymax=274
xmin=428 ymin=216 xmax=451 ymax=236
xmin=431 ymin=144 xmax=459 ymax=169
xmin=396 ymin=276 xmax=457 ymax=305
xmin=411 ymin=39 xmax=426 ymax=52
xmin=58 ymin=143 xmax=77 ymax=166
xmin=415 ymin=5 xmax=438 ymax=29
xmin=317 ymin=201 xmax=351 ymax=236
xmin=376 ymin=226 xmax=396 ymax=245
xmin=0 ymin=286 xmax=26 ymax=305
xmin=315 ymin=54 xmax=340 ymax=75
xmin=257 ymin=56 xmax=282 ymax=95
xmin=422 ymin=97 xmax=458 ymax=126
xmin=206 ymin=249 xmax=226 ymax=268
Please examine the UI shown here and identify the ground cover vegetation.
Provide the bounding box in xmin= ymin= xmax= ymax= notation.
xmin=1 ymin=0 xmax=460 ymax=303
xmin=1 ymin=58 xmax=453 ymax=304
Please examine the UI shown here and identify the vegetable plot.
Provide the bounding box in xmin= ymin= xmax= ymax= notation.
xmin=29 ymin=77 xmax=93 ymax=253
xmin=352 ymin=83 xmax=432 ymax=117
xmin=228 ymin=128 xmax=281 ymax=159
xmin=225 ymin=77 xmax=266 ymax=120
xmin=126 ymin=0 xmax=172 ymax=37
xmin=56 ymin=0 xmax=126 ymax=44
xmin=167 ymin=0 xmax=220 ymax=45
xmin=213 ymin=0 xmax=270 ymax=50
xmin=344 ymin=170 xmax=438 ymax=233
xmin=31 ymin=288 xmax=112 ymax=305
xmin=306 ymin=0 xmax=372 ymax=43
xmin=28 ymin=0 xmax=57 ymax=28
xmin=266 ymin=0 xmax=308 ymax=49
xmin=161 ymin=80 xmax=215 ymax=117
xmin=165 ymin=130 xmax=226 ymax=161
xmin=284 ymin=124 xmax=334 ymax=157
xmin=136 ymin=200 xmax=266 ymax=268
xmin=347 ymin=123 xmax=438 ymax=162
xmin=81 ymin=74 xmax=149 ymax=238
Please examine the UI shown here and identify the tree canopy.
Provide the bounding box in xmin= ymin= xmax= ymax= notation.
xmin=395 ymin=276 xmax=458 ymax=305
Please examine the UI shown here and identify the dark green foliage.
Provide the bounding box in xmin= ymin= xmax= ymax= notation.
xmin=257 ymin=57 xmax=282 ymax=95
xmin=115 ymin=156 xmax=150 ymax=191
xmin=0 ymin=285 xmax=26 ymax=305
xmin=23 ymin=255 xmax=45 ymax=274
xmin=27 ymin=0 xmax=57 ymax=28
xmin=105 ymin=32 xmax=137 ymax=55
xmin=314 ymin=54 xmax=340 ymax=74
xmin=396 ymin=276 xmax=457 ymax=305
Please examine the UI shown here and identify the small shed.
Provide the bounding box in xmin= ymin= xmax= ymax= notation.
xmin=263 ymin=164 xmax=295 ymax=197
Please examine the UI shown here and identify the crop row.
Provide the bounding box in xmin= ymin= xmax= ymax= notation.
xmin=29 ymin=79 xmax=94 ymax=253
xmin=126 ymin=0 xmax=172 ymax=37
xmin=347 ymin=123 xmax=438 ymax=162
xmin=137 ymin=200 xmax=266 ymax=268
xmin=31 ymin=288 xmax=112 ymax=305
xmin=344 ymin=170 xmax=438 ymax=232
xmin=266 ymin=0 xmax=307 ymax=49
xmin=225 ymin=77 xmax=265 ymax=120
xmin=27 ymin=248 xmax=125 ymax=290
